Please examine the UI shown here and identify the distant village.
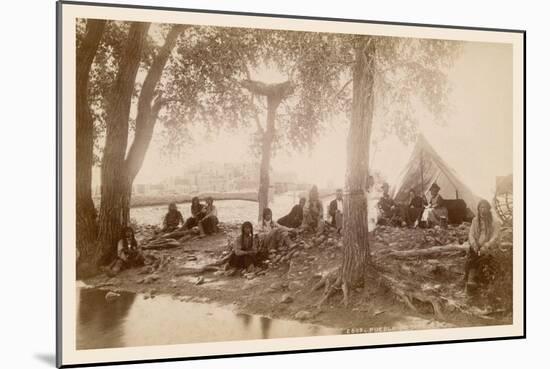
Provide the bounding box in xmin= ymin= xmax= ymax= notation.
xmin=93 ymin=161 xmax=315 ymax=197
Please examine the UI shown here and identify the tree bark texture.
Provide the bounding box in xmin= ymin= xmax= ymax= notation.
xmin=341 ymin=37 xmax=376 ymax=300
xmin=97 ymin=22 xmax=150 ymax=264
xmin=258 ymin=96 xmax=279 ymax=220
xmin=75 ymin=19 xmax=106 ymax=277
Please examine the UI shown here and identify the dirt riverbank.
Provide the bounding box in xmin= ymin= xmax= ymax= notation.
xmin=85 ymin=222 xmax=513 ymax=332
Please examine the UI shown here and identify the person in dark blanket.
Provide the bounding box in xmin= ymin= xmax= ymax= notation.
xmin=198 ymin=197 xmax=219 ymax=237
xmin=162 ymin=202 xmax=184 ymax=232
xmin=328 ymin=189 xmax=344 ymax=232
xmin=227 ymin=221 xmax=268 ymax=273
xmin=106 ymin=226 xmax=145 ymax=276
xmin=277 ymin=197 xmax=306 ymax=228
xmin=377 ymin=182 xmax=400 ymax=225
xmin=464 ymin=199 xmax=501 ymax=296
xmin=184 ymin=196 xmax=205 ymax=229
xmin=406 ymin=188 xmax=425 ymax=227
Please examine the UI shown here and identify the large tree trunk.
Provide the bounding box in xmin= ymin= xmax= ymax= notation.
xmin=341 ymin=37 xmax=376 ymax=305
xmin=75 ymin=19 xmax=106 ymax=278
xmin=121 ymin=25 xmax=184 ymax=226
xmin=257 ymin=96 xmax=279 ymax=220
xmin=97 ymin=22 xmax=150 ymax=265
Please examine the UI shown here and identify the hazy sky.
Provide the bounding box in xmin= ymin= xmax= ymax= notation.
xmin=93 ymin=40 xmax=513 ymax=201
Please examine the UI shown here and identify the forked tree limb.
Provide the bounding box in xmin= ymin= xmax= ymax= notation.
xmin=239 ymin=79 xmax=295 ymax=98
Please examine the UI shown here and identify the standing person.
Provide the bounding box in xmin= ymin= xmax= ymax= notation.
xmin=198 ymin=197 xmax=219 ymax=237
xmin=406 ymin=188 xmax=425 ymax=226
xmin=420 ymin=182 xmax=448 ymax=227
xmin=184 ymin=197 xmax=205 ymax=229
xmin=366 ymin=176 xmax=379 ymax=234
xmin=258 ymin=208 xmax=293 ymax=251
xmin=328 ymin=189 xmax=344 ymax=232
xmin=162 ymin=203 xmax=184 ymax=232
xmin=277 ymin=197 xmax=306 ymax=228
xmin=464 ymin=199 xmax=501 ymax=295
xmin=106 ymin=226 xmax=145 ymax=276
xmin=367 ymin=175 xmax=375 ymax=191
xmin=228 ymin=221 xmax=267 ymax=273
xmin=302 ymin=185 xmax=324 ymax=233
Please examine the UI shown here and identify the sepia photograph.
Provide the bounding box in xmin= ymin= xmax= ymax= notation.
xmin=57 ymin=1 xmax=525 ymax=367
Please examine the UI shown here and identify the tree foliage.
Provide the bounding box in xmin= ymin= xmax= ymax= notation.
xmin=74 ymin=18 xmax=462 ymax=276
xmin=372 ymin=37 xmax=462 ymax=145
xmin=76 ymin=20 xmax=461 ymax=168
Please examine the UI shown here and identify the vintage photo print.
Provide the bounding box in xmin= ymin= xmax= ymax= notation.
xmin=57 ymin=1 xmax=525 ymax=367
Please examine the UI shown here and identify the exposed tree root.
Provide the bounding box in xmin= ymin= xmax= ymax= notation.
xmin=437 ymin=296 xmax=490 ymax=320
xmin=175 ymin=265 xmax=221 ymax=276
xmin=142 ymin=232 xmax=200 ymax=250
xmin=159 ymin=228 xmax=197 ymax=240
xmin=142 ymin=239 xmax=181 ymax=250
xmin=318 ymin=275 xmax=343 ymax=307
xmin=313 ymin=267 xmax=375 ymax=308
xmin=342 ymin=280 xmax=350 ymax=307
xmin=173 ymin=252 xmax=233 ymax=276
xmin=311 ymin=267 xmax=342 ymax=307
xmin=312 ymin=262 xmax=446 ymax=318
xmin=374 ymin=243 xmax=469 ymax=260
xmin=376 ymin=272 xmax=443 ymax=318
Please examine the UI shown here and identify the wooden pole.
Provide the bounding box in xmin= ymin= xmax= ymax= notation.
xmin=420 ymin=148 xmax=424 ymax=196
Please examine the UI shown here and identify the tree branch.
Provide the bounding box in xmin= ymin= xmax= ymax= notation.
xmin=151 ymin=94 xmax=165 ymax=119
xmin=331 ymin=78 xmax=353 ymax=100
xmin=124 ymin=24 xmax=186 ymax=180
xmin=138 ymin=24 xmax=187 ymax=117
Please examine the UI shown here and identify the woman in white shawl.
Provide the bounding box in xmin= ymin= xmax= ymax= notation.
xmin=366 ymin=176 xmax=379 ymax=235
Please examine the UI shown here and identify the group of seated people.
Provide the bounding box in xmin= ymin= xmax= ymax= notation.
xmin=377 ymin=182 xmax=449 ymax=228
xmin=162 ymin=196 xmax=219 ymax=238
xmin=104 ymin=197 xmax=220 ymax=276
xmin=229 ymin=190 xmax=501 ymax=298
xmin=275 ymin=185 xmax=326 ymax=233
xmin=228 ymin=207 xmax=295 ymax=273
xmin=276 ymin=184 xmax=370 ymax=235
xmin=106 ymin=187 xmax=329 ymax=276
xmin=105 ymin=185 xmax=501 ymax=295
xmin=227 ymin=185 xmax=328 ymax=274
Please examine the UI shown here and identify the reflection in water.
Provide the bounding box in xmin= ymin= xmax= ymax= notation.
xmin=77 ymin=288 xmax=136 ymax=349
xmin=260 ymin=316 xmax=272 ymax=339
xmin=76 ymin=287 xmax=341 ymax=350
xmin=236 ymin=313 xmax=252 ymax=329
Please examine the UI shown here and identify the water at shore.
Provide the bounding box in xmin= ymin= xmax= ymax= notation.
xmin=77 ymin=287 xmax=342 ymax=350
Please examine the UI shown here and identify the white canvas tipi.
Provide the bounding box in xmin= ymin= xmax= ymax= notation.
xmin=391 ymin=134 xmax=481 ymax=212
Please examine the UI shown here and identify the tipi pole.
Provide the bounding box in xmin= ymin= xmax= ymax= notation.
xmin=420 ymin=148 xmax=424 ymax=195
